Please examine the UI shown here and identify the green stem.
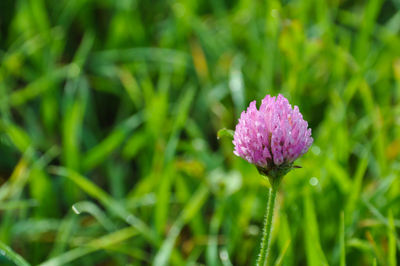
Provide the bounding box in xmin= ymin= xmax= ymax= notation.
xmin=256 ymin=185 xmax=278 ymax=266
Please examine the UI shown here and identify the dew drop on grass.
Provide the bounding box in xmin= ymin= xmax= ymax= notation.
xmin=72 ymin=205 xmax=81 ymax=215
xmin=125 ymin=215 xmax=134 ymax=224
xmin=309 ymin=177 xmax=319 ymax=186
xmin=271 ymin=9 xmax=279 ymax=18
xmin=311 ymin=145 xmax=320 ymax=155
xmin=219 ymin=250 xmax=229 ymax=262
xmin=247 ymin=225 xmax=259 ymax=236
xmin=193 ymin=139 xmax=205 ymax=150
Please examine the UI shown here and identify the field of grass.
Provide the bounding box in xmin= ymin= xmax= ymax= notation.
xmin=0 ymin=0 xmax=400 ymax=265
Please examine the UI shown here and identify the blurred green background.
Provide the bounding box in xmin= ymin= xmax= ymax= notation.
xmin=0 ymin=0 xmax=400 ymax=265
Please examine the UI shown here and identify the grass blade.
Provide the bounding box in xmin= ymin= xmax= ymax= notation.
xmin=274 ymin=239 xmax=291 ymax=266
xmin=304 ymin=190 xmax=328 ymax=266
xmin=0 ymin=199 xmax=37 ymax=210
xmin=388 ymin=210 xmax=397 ymax=266
xmin=39 ymin=227 xmax=137 ymax=266
xmin=48 ymin=166 xmax=157 ymax=245
xmin=82 ymin=113 xmax=142 ymax=171
xmin=0 ymin=240 xmax=30 ymax=266
xmin=340 ymin=212 xmax=346 ymax=266
xmin=71 ymin=201 xmax=116 ymax=232
xmin=153 ymin=184 xmax=209 ymax=266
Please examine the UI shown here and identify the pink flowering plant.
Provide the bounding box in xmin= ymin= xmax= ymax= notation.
xmin=221 ymin=94 xmax=313 ymax=265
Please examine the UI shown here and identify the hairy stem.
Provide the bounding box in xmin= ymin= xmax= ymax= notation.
xmin=256 ymin=185 xmax=278 ymax=266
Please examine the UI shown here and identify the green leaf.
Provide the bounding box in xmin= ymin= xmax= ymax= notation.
xmin=217 ymin=128 xmax=234 ymax=140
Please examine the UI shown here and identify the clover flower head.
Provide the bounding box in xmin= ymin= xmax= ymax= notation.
xmin=233 ymin=94 xmax=313 ymax=171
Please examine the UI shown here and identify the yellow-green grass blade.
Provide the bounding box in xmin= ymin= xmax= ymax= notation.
xmin=39 ymin=227 xmax=137 ymax=266
xmin=340 ymin=212 xmax=346 ymax=266
xmin=48 ymin=166 xmax=157 ymax=244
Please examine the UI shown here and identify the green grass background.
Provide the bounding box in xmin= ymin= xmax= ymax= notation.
xmin=0 ymin=0 xmax=400 ymax=265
